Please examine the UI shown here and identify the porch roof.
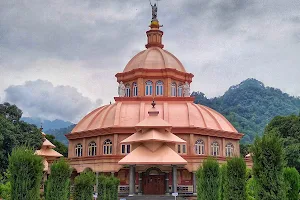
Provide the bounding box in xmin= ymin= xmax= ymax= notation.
xmin=118 ymin=144 xmax=187 ymax=165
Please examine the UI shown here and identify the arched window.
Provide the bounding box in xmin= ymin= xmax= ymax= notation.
xmin=195 ymin=140 xmax=205 ymax=155
xmin=225 ymin=143 xmax=234 ymax=157
xmin=88 ymin=142 xmax=97 ymax=156
xmin=103 ymin=139 xmax=112 ymax=155
xmin=75 ymin=144 xmax=82 ymax=157
xmin=125 ymin=84 xmax=130 ymax=97
xmin=155 ymin=81 xmax=163 ymax=96
xmin=211 ymin=142 xmax=219 ymax=156
xmin=171 ymin=82 xmax=177 ymax=97
xmin=133 ymin=82 xmax=138 ymax=97
xmin=178 ymin=84 xmax=183 ymax=97
xmin=145 ymin=81 xmax=153 ymax=96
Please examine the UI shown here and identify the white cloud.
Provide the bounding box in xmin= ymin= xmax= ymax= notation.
xmin=4 ymin=80 xmax=102 ymax=122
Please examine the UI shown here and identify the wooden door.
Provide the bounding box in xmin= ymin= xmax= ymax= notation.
xmin=143 ymin=175 xmax=165 ymax=195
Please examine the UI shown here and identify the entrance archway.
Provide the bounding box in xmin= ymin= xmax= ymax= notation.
xmin=143 ymin=167 xmax=165 ymax=195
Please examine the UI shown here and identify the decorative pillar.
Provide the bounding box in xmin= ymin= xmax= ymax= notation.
xmin=111 ymin=172 xmax=114 ymax=177
xmin=207 ymin=136 xmax=211 ymax=156
xmin=222 ymin=138 xmax=225 ymax=157
xmin=129 ymin=165 xmax=135 ymax=196
xmin=138 ymin=172 xmax=142 ymax=195
xmin=193 ymin=172 xmax=197 ymax=195
xmin=165 ymin=172 xmax=169 ymax=195
xmin=82 ymin=138 xmax=87 ymax=156
xmin=172 ymin=165 xmax=177 ymax=193
xmin=189 ymin=134 xmax=194 ymax=155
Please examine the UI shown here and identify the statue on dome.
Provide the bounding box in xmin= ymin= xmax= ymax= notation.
xmin=149 ymin=1 xmax=158 ymax=20
xmin=183 ymin=81 xmax=190 ymax=97
xmin=118 ymin=81 xmax=126 ymax=97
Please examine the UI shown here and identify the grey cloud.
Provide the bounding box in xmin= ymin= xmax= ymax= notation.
xmin=4 ymin=80 xmax=102 ymax=122
xmin=1 ymin=0 xmax=300 ymax=121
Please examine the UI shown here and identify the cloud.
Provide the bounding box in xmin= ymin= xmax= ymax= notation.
xmin=4 ymin=80 xmax=102 ymax=122
xmin=1 ymin=0 xmax=300 ymax=121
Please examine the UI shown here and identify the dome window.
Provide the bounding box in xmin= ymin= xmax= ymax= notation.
xmin=195 ymin=140 xmax=205 ymax=155
xmin=178 ymin=84 xmax=183 ymax=97
xmin=171 ymin=82 xmax=177 ymax=97
xmin=133 ymin=82 xmax=138 ymax=97
xmin=88 ymin=142 xmax=97 ymax=156
xmin=103 ymin=139 xmax=113 ymax=155
xmin=125 ymin=84 xmax=131 ymax=97
xmin=211 ymin=142 xmax=219 ymax=156
xmin=145 ymin=81 xmax=153 ymax=96
xmin=225 ymin=143 xmax=234 ymax=157
xmin=75 ymin=144 xmax=83 ymax=157
xmin=155 ymin=81 xmax=163 ymax=96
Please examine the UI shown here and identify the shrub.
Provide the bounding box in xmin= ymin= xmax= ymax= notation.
xmin=219 ymin=164 xmax=228 ymax=200
xmin=73 ymin=171 xmax=96 ymax=200
xmin=283 ymin=167 xmax=300 ymax=200
xmin=251 ymin=133 xmax=286 ymax=200
xmin=246 ymin=177 xmax=256 ymax=200
xmin=97 ymin=175 xmax=120 ymax=200
xmin=45 ymin=158 xmax=71 ymax=200
xmin=197 ymin=158 xmax=220 ymax=200
xmin=225 ymin=157 xmax=246 ymax=200
xmin=9 ymin=146 xmax=43 ymax=200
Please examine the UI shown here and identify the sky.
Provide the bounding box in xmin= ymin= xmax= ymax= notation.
xmin=1 ymin=0 xmax=300 ymax=123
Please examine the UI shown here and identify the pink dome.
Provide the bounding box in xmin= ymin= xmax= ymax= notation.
xmin=72 ymin=101 xmax=237 ymax=133
xmin=123 ymin=47 xmax=186 ymax=73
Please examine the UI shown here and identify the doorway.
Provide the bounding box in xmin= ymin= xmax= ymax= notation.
xmin=143 ymin=174 xmax=165 ymax=195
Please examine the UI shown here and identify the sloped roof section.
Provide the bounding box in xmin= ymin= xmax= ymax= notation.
xmin=121 ymin=129 xmax=185 ymax=144
xmin=118 ymin=145 xmax=187 ymax=165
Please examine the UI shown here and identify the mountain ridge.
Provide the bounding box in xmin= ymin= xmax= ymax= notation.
xmin=192 ymin=78 xmax=300 ymax=143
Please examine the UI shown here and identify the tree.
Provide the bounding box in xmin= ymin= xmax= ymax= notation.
xmin=283 ymin=167 xmax=300 ymax=200
xmin=0 ymin=102 xmax=22 ymax=122
xmin=97 ymin=175 xmax=120 ymax=200
xmin=225 ymin=157 xmax=246 ymax=200
xmin=219 ymin=164 xmax=228 ymax=200
xmin=265 ymin=115 xmax=300 ymax=171
xmin=73 ymin=171 xmax=96 ymax=200
xmin=246 ymin=178 xmax=256 ymax=200
xmin=197 ymin=158 xmax=220 ymax=200
xmin=9 ymin=146 xmax=43 ymax=200
xmin=251 ymin=133 xmax=286 ymax=200
xmin=45 ymin=159 xmax=72 ymax=200
xmin=0 ymin=103 xmax=42 ymax=174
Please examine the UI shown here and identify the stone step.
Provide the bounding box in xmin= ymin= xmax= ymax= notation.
xmin=119 ymin=195 xmax=187 ymax=200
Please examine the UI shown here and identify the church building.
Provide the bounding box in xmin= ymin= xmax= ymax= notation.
xmin=66 ymin=5 xmax=251 ymax=196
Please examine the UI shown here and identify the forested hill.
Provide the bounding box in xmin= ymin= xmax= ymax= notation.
xmin=46 ymin=124 xmax=76 ymax=145
xmin=192 ymin=78 xmax=300 ymax=143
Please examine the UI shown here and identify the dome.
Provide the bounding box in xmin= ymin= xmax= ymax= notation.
xmin=123 ymin=47 xmax=186 ymax=73
xmin=72 ymin=101 xmax=237 ymax=133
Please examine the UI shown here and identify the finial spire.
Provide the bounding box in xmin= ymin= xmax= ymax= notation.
xmin=151 ymin=98 xmax=156 ymax=108
xmin=146 ymin=0 xmax=164 ymax=49
xmin=149 ymin=0 xmax=158 ymax=21
xmin=40 ymin=123 xmax=43 ymax=131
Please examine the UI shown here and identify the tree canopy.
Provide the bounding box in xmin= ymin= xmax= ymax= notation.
xmin=264 ymin=114 xmax=300 ymax=171
xmin=0 ymin=103 xmax=42 ymax=174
